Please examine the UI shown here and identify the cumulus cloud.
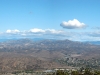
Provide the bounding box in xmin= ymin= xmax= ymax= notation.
xmin=19 ymin=28 xmax=65 ymax=39
xmin=29 ymin=28 xmax=45 ymax=33
xmin=29 ymin=28 xmax=63 ymax=34
xmin=1 ymin=28 xmax=100 ymax=41
xmin=45 ymin=29 xmax=63 ymax=34
xmin=6 ymin=29 xmax=20 ymax=34
xmin=60 ymin=19 xmax=86 ymax=29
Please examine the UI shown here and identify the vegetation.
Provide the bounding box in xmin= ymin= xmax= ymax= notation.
xmin=46 ymin=69 xmax=100 ymax=75
xmin=10 ymin=68 xmax=100 ymax=75
xmin=55 ymin=58 xmax=100 ymax=69
xmin=0 ymin=39 xmax=100 ymax=73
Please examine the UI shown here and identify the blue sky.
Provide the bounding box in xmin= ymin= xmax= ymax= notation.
xmin=0 ymin=0 xmax=100 ymax=41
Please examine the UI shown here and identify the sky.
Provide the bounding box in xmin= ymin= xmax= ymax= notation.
xmin=0 ymin=0 xmax=100 ymax=41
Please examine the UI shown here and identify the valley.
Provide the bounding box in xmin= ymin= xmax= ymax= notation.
xmin=0 ymin=39 xmax=100 ymax=73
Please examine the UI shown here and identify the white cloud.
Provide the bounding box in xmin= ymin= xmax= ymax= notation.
xmin=6 ymin=29 xmax=20 ymax=34
xmin=87 ymin=31 xmax=100 ymax=37
xmin=1 ymin=28 xmax=100 ymax=41
xmin=60 ymin=19 xmax=86 ymax=29
xmin=29 ymin=28 xmax=45 ymax=33
xmin=45 ymin=29 xmax=63 ymax=34
xmin=29 ymin=28 xmax=63 ymax=34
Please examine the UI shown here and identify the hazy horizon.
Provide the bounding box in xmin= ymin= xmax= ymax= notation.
xmin=0 ymin=0 xmax=100 ymax=41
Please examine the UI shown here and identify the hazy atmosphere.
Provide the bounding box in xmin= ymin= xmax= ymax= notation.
xmin=0 ymin=0 xmax=100 ymax=41
xmin=1 ymin=0 xmax=100 ymax=75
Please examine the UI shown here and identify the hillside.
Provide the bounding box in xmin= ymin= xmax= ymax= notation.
xmin=0 ymin=39 xmax=100 ymax=72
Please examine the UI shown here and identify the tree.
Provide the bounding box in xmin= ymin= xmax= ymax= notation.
xmin=84 ymin=68 xmax=93 ymax=75
xmin=71 ymin=71 xmax=79 ymax=75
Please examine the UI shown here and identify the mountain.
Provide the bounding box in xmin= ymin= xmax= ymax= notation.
xmin=0 ymin=39 xmax=100 ymax=72
xmin=0 ymin=38 xmax=46 ymax=42
xmin=0 ymin=39 xmax=11 ymax=42
xmin=84 ymin=41 xmax=100 ymax=45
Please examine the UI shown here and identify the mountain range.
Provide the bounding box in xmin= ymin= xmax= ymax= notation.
xmin=0 ymin=38 xmax=100 ymax=72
